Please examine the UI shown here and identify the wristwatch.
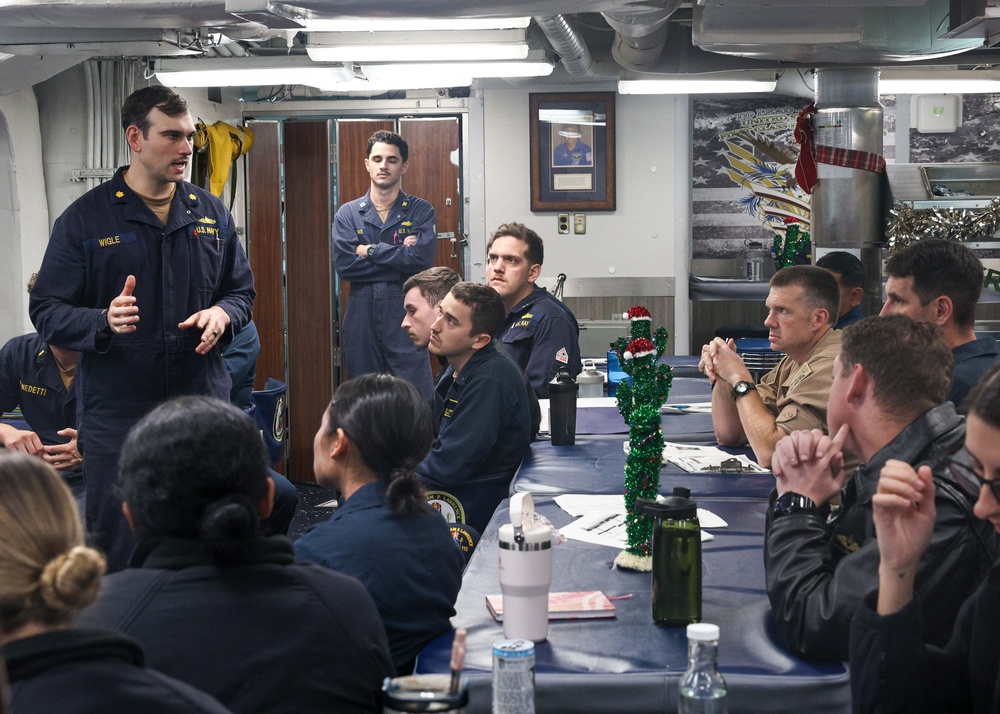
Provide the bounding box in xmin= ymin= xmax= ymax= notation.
xmin=772 ymin=491 xmax=826 ymax=518
xmin=97 ymin=309 xmax=112 ymax=336
xmin=366 ymin=245 xmax=377 ymax=258
xmin=731 ymin=380 xmax=756 ymax=400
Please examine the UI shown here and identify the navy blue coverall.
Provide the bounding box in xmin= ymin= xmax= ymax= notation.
xmin=0 ymin=332 xmax=83 ymax=497
xmin=416 ymin=341 xmax=532 ymax=535
xmin=496 ymin=285 xmax=582 ymax=398
xmin=332 ymin=190 xmax=437 ymax=399
xmin=29 ymin=167 xmax=255 ymax=571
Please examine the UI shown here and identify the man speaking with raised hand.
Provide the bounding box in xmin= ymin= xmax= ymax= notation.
xmin=30 ymin=86 xmax=254 ymax=571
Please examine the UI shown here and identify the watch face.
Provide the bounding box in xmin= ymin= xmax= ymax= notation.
xmin=736 ymin=383 xmax=750 ymax=395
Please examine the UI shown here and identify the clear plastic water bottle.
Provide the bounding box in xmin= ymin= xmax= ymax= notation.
xmin=678 ymin=623 xmax=728 ymax=714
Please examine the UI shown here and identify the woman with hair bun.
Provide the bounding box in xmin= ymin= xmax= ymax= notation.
xmin=295 ymin=373 xmax=464 ymax=673
xmin=79 ymin=395 xmax=393 ymax=714
xmin=0 ymin=452 xmax=231 ymax=713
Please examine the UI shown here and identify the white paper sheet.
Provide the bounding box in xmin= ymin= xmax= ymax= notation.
xmin=553 ymin=494 xmax=727 ymax=549
xmin=660 ymin=442 xmax=771 ymax=474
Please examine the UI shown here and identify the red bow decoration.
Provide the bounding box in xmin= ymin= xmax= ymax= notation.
xmin=794 ymin=101 xmax=886 ymax=196
xmin=794 ymin=103 xmax=818 ymax=194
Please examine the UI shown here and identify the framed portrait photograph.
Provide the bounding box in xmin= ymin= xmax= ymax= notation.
xmin=530 ymin=91 xmax=616 ymax=212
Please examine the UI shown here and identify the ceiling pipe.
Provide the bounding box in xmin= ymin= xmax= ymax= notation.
xmin=603 ymin=2 xmax=680 ymax=71
xmin=533 ymin=14 xmax=594 ymax=77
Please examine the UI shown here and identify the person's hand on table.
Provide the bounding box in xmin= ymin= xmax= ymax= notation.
xmin=706 ymin=337 xmax=753 ymax=388
xmin=772 ymin=424 xmax=849 ymax=506
xmin=698 ymin=342 xmax=718 ymax=384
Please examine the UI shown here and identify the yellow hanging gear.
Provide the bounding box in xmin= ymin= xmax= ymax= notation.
xmin=193 ymin=121 xmax=255 ymax=199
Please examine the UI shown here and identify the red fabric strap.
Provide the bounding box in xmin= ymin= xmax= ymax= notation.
xmin=813 ymin=144 xmax=887 ymax=174
xmin=794 ymin=102 xmax=886 ymax=195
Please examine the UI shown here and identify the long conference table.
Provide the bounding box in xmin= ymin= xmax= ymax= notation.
xmin=415 ymin=382 xmax=851 ymax=713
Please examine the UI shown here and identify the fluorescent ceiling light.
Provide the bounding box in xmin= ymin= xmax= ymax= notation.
xmin=302 ymin=17 xmax=531 ymax=31
xmin=361 ymin=57 xmax=553 ymax=81
xmin=306 ymin=29 xmax=528 ymax=62
xmin=879 ymin=78 xmax=1000 ymax=94
xmin=153 ymin=58 xmax=353 ymax=89
xmin=618 ymin=78 xmax=777 ymax=95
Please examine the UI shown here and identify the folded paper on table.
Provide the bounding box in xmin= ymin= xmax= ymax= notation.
xmin=486 ymin=591 xmax=617 ymax=621
xmin=659 ymin=442 xmax=770 ymax=474
xmin=561 ymin=510 xmax=716 ymax=548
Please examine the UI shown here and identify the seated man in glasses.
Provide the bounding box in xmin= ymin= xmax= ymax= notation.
xmin=764 ymin=315 xmax=999 ymax=662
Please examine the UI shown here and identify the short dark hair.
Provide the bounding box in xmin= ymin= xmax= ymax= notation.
xmin=450 ymin=282 xmax=505 ymax=338
xmin=322 ymin=374 xmax=434 ymax=516
xmin=885 ymin=239 xmax=983 ymax=329
xmin=403 ymin=266 xmax=460 ymax=307
xmin=117 ymin=396 xmax=269 ymax=565
xmin=366 ymin=130 xmax=408 ymax=162
xmin=964 ymin=361 xmax=1000 ymax=428
xmin=770 ymin=265 xmax=840 ymax=325
xmin=488 ymin=223 xmax=544 ymax=266
xmin=815 ymin=251 xmax=865 ymax=290
xmin=120 ymin=86 xmax=189 ymax=137
xmin=840 ymin=315 xmax=952 ymax=416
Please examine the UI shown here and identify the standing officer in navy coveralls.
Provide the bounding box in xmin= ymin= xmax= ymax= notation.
xmin=29 ymin=86 xmax=255 ymax=571
xmin=333 ymin=130 xmax=437 ymax=399
xmin=0 ymin=331 xmax=84 ymax=499
xmin=487 ymin=222 xmax=581 ymax=398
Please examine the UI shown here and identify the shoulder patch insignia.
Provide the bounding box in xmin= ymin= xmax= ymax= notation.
xmin=425 ymin=491 xmax=465 ymax=524
xmin=556 ymin=347 xmax=569 ymax=364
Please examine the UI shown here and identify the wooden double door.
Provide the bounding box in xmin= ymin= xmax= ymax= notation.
xmin=247 ymin=116 xmax=463 ymax=483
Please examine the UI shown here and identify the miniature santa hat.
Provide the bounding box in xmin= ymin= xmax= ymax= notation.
xmin=623 ymin=337 xmax=655 ymax=361
xmin=623 ymin=305 xmax=652 ymax=322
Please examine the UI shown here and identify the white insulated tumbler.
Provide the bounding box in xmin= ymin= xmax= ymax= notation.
xmin=498 ymin=493 xmax=553 ymax=641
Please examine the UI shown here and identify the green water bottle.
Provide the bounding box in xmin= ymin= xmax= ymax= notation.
xmin=636 ymin=488 xmax=702 ymax=626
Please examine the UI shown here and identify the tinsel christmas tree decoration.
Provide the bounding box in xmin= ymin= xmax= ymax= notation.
xmin=611 ymin=307 xmax=673 ymax=572
xmin=772 ymin=216 xmax=812 ymax=268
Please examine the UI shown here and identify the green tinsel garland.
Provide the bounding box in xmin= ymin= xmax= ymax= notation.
xmin=773 ymin=221 xmax=812 ymax=268
xmin=612 ymin=309 xmax=673 ymax=563
xmin=886 ymin=198 xmax=1000 ymax=253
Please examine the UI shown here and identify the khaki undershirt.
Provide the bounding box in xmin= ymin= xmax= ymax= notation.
xmin=134 ymin=185 xmax=176 ymax=226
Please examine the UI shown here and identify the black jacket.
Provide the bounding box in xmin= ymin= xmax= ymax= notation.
xmin=78 ymin=536 xmax=394 ymax=713
xmin=4 ymin=628 xmax=232 ymax=713
xmin=764 ymin=403 xmax=999 ymax=661
xmin=850 ymin=562 xmax=1000 ymax=713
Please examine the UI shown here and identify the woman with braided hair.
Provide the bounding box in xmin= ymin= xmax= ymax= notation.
xmin=295 ymin=373 xmax=465 ymax=674
xmin=0 ymin=451 xmax=231 ymax=713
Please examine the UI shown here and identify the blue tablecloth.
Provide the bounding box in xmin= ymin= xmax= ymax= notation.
xmin=512 ymin=436 xmax=774 ymax=500
xmin=415 ymin=497 xmax=849 ymax=713
xmin=553 ymin=377 xmax=715 ymax=440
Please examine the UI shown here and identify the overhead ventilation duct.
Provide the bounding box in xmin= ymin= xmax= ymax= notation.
xmin=603 ymin=1 xmax=681 ymax=71
xmin=693 ymin=0 xmax=984 ymax=64
xmin=533 ymin=14 xmax=594 ymax=77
